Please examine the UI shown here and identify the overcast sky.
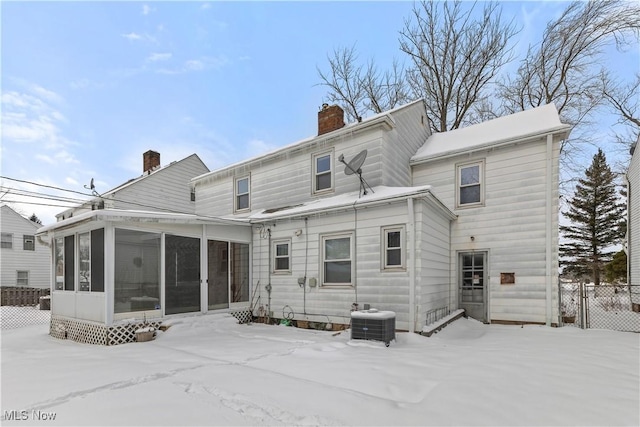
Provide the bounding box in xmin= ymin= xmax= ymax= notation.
xmin=1 ymin=1 xmax=637 ymax=225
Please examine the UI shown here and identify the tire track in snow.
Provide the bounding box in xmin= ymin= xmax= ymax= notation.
xmin=175 ymin=382 xmax=341 ymax=426
xmin=17 ymin=364 xmax=207 ymax=413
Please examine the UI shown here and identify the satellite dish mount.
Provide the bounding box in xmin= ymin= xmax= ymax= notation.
xmin=338 ymin=150 xmax=374 ymax=197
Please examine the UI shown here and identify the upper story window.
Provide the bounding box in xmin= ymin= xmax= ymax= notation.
xmin=273 ymin=240 xmax=291 ymax=273
xmin=1 ymin=233 xmax=13 ymax=249
xmin=321 ymin=232 xmax=354 ymax=286
xmin=382 ymin=226 xmax=405 ymax=270
xmin=23 ymin=235 xmax=35 ymax=251
xmin=235 ymin=175 xmax=250 ymax=212
xmin=457 ymin=160 xmax=485 ymax=208
xmin=313 ymin=151 xmax=333 ymax=194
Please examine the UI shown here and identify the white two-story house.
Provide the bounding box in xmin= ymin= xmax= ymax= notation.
xmin=37 ymin=100 xmax=571 ymax=344
xmin=1 ymin=205 xmax=50 ymax=288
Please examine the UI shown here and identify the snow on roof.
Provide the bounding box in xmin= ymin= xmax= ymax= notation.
xmin=411 ymin=103 xmax=571 ymax=163
xmin=38 ymin=208 xmax=248 ymax=234
xmin=193 ymin=99 xmax=425 ymax=183
xmin=249 ymin=185 xmax=448 ymax=221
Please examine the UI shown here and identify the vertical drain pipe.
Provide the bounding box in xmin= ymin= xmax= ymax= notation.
xmin=545 ymin=134 xmax=553 ymax=326
xmin=408 ymin=197 xmax=416 ymax=333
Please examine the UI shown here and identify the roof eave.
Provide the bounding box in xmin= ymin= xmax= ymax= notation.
xmin=410 ymin=124 xmax=572 ymax=166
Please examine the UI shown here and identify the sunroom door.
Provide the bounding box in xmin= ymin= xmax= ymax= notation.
xmin=207 ymin=240 xmax=250 ymax=310
xmin=165 ymin=235 xmax=201 ymax=315
xmin=459 ymin=252 xmax=488 ymax=323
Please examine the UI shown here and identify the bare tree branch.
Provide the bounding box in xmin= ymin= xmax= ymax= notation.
xmin=399 ymin=0 xmax=518 ymax=132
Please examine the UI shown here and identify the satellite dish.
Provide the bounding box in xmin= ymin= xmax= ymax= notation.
xmin=338 ymin=150 xmax=374 ymax=197
xmin=344 ymin=150 xmax=367 ymax=175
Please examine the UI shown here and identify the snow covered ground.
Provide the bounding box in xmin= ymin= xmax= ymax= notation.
xmin=1 ymin=313 xmax=638 ymax=426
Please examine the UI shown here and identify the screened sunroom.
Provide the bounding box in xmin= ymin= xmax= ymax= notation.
xmin=38 ymin=210 xmax=252 ymax=345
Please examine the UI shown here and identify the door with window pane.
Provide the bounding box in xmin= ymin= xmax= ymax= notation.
xmin=459 ymin=252 xmax=487 ymax=322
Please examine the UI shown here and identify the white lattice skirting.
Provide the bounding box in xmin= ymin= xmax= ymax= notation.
xmin=231 ymin=309 xmax=253 ymax=324
xmin=50 ymin=316 xmax=162 ymax=346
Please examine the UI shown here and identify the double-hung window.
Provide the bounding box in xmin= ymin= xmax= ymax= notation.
xmin=235 ymin=176 xmax=250 ymax=212
xmin=273 ymin=240 xmax=291 ymax=273
xmin=321 ymin=232 xmax=353 ymax=286
xmin=1 ymin=233 xmax=12 ymax=249
xmin=382 ymin=226 xmax=405 ymax=270
xmin=17 ymin=271 xmax=29 ymax=287
xmin=457 ymin=160 xmax=484 ymax=207
xmin=313 ymin=151 xmax=333 ymax=194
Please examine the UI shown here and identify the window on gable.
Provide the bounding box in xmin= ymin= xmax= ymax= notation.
xmin=273 ymin=240 xmax=291 ymax=273
xmin=382 ymin=226 xmax=405 ymax=270
xmin=235 ymin=176 xmax=250 ymax=212
xmin=1 ymin=233 xmax=13 ymax=249
xmin=23 ymin=235 xmax=35 ymax=251
xmin=313 ymin=152 xmax=333 ymax=194
xmin=17 ymin=271 xmax=29 ymax=287
xmin=457 ymin=161 xmax=484 ymax=207
xmin=321 ymin=232 xmax=353 ymax=286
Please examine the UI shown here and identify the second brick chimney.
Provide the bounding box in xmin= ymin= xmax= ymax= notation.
xmin=143 ymin=150 xmax=160 ymax=174
xmin=318 ymin=103 xmax=345 ymax=136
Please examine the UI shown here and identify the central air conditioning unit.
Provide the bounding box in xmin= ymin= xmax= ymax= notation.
xmin=350 ymin=309 xmax=396 ymax=347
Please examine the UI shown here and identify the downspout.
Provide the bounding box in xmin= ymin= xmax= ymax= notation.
xmin=545 ymin=134 xmax=553 ymax=326
xmin=408 ymin=197 xmax=416 ymax=333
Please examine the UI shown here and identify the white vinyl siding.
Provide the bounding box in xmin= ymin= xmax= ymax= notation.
xmin=0 ymin=206 xmax=50 ymax=288
xmin=194 ymin=101 xmax=429 ymax=218
xmin=57 ymin=154 xmax=209 ymax=220
xmin=412 ymin=136 xmax=561 ymax=324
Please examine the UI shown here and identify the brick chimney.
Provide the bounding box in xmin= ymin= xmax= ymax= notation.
xmin=318 ymin=103 xmax=345 ymax=136
xmin=143 ymin=150 xmax=160 ymax=173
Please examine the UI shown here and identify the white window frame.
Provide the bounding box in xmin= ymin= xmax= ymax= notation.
xmin=320 ymin=231 xmax=354 ymax=287
xmin=272 ymin=239 xmax=292 ymax=274
xmin=381 ymin=225 xmax=406 ymax=270
xmin=1 ymin=232 xmax=13 ymax=249
xmin=234 ymin=175 xmax=251 ymax=212
xmin=456 ymin=160 xmax=485 ymax=208
xmin=23 ymin=234 xmax=35 ymax=251
xmin=17 ymin=270 xmax=29 ymax=287
xmin=312 ymin=150 xmax=334 ymax=194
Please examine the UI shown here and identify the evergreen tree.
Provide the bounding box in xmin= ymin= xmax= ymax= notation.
xmin=604 ymin=250 xmax=627 ymax=284
xmin=560 ymin=149 xmax=625 ymax=285
xmin=28 ymin=213 xmax=42 ymax=225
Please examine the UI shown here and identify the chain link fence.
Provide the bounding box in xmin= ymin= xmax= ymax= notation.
xmin=560 ymin=283 xmax=640 ymax=333
xmin=0 ymin=287 xmax=51 ymax=330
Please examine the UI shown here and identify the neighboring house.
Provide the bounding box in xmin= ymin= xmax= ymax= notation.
xmin=37 ymin=101 xmax=571 ymax=345
xmin=56 ymin=150 xmax=208 ymax=221
xmin=0 ymin=205 xmax=50 ymax=288
xmin=627 ymin=137 xmax=639 ymax=312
